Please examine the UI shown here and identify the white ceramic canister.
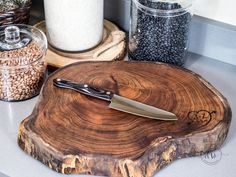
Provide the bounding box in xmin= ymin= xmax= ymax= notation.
xmin=44 ymin=0 xmax=104 ymax=52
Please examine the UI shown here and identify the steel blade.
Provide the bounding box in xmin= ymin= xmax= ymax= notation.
xmin=0 ymin=172 xmax=10 ymax=177
xmin=109 ymin=95 xmax=177 ymax=121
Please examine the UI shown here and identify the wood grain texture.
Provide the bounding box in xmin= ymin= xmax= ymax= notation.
xmin=18 ymin=61 xmax=231 ymax=177
xmin=34 ymin=20 xmax=126 ymax=68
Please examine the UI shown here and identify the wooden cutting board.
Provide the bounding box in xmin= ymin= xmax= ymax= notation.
xmin=18 ymin=61 xmax=231 ymax=177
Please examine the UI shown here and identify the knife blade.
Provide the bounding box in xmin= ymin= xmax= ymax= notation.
xmin=0 ymin=172 xmax=10 ymax=177
xmin=53 ymin=78 xmax=178 ymax=121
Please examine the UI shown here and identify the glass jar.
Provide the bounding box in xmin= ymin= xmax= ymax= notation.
xmin=0 ymin=25 xmax=47 ymax=102
xmin=44 ymin=0 xmax=104 ymax=52
xmin=128 ymin=0 xmax=193 ymax=66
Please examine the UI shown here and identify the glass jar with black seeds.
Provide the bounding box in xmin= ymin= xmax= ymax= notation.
xmin=128 ymin=0 xmax=193 ymax=66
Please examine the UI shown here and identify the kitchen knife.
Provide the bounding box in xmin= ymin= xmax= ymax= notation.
xmin=53 ymin=78 xmax=178 ymax=121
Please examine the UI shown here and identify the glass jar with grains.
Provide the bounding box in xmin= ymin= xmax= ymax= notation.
xmin=129 ymin=0 xmax=193 ymax=66
xmin=0 ymin=24 xmax=47 ymax=101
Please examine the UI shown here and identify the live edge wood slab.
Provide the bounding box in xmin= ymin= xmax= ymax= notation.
xmin=34 ymin=20 xmax=126 ymax=68
xmin=18 ymin=61 xmax=231 ymax=177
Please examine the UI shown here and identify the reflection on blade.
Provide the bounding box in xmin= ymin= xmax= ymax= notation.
xmin=0 ymin=172 xmax=10 ymax=177
xmin=109 ymin=95 xmax=177 ymax=121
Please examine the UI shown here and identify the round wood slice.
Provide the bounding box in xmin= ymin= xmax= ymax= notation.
xmin=18 ymin=61 xmax=231 ymax=177
xmin=34 ymin=20 xmax=126 ymax=68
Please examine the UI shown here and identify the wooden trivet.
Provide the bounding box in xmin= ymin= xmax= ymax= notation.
xmin=18 ymin=61 xmax=231 ymax=177
xmin=34 ymin=20 xmax=126 ymax=68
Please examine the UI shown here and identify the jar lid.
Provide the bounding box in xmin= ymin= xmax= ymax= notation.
xmin=0 ymin=24 xmax=47 ymax=68
xmin=0 ymin=25 xmax=32 ymax=51
xmin=133 ymin=0 xmax=193 ymax=17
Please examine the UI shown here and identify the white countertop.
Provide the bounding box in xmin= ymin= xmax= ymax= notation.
xmin=0 ymin=53 xmax=235 ymax=177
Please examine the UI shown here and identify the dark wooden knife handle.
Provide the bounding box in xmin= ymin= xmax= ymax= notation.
xmin=53 ymin=78 xmax=113 ymax=101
